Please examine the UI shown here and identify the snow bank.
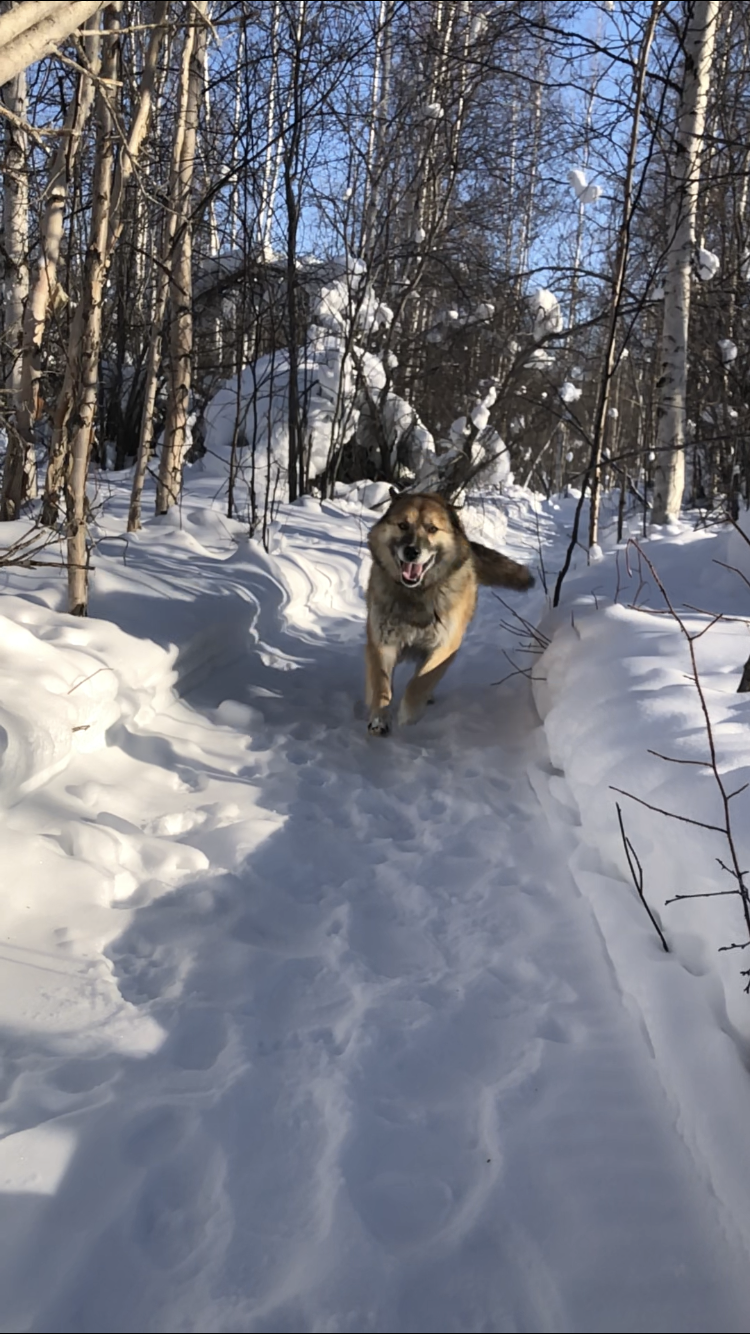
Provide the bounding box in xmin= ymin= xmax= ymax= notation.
xmin=535 ymin=519 xmax=750 ymax=1035
xmin=0 ymin=597 xmax=175 ymax=805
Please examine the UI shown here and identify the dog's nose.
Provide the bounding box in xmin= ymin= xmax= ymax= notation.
xmin=403 ymin=545 xmax=420 ymax=561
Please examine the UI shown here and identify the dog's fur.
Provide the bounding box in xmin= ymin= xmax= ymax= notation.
xmin=365 ymin=491 xmax=534 ymax=734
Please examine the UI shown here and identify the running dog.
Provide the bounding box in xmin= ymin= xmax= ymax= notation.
xmin=365 ymin=490 xmax=534 ymax=735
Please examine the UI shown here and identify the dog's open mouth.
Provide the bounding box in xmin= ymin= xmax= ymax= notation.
xmin=400 ymin=555 xmax=434 ymax=587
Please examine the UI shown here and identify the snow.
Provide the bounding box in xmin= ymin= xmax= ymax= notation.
xmin=523 ymin=346 xmax=555 ymax=370
xmin=718 ymin=338 xmax=738 ymax=365
xmin=470 ymin=388 xmax=495 ymax=432
xmin=202 ymin=330 xmax=429 ymax=516
xmin=529 ymin=287 xmax=562 ymax=342
xmin=696 ymin=247 xmax=720 ymax=281
xmin=3 ymin=475 xmax=750 ymax=1329
xmin=567 ymin=167 xmax=588 ymax=196
xmin=559 ymin=380 xmax=582 ymax=405
xmin=567 ymin=169 xmax=601 ymax=204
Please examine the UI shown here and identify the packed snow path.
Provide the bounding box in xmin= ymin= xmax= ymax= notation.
xmin=2 ymin=491 xmax=750 ymax=1332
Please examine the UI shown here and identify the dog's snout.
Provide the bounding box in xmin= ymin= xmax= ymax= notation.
xmin=403 ymin=544 xmax=420 ymax=562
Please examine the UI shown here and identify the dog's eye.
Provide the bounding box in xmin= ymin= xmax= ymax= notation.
xmin=424 ymin=523 xmax=438 ymax=534
xmin=398 ymin=521 xmax=409 ymax=531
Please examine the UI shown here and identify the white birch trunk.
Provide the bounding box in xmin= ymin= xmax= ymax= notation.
xmin=0 ymin=40 xmax=30 ymax=520
xmin=16 ymin=19 xmax=101 ymax=485
xmin=156 ymin=1 xmax=209 ymax=514
xmin=66 ymin=4 xmax=120 ymax=615
xmin=652 ymin=0 xmax=720 ymax=525
xmin=588 ymin=2 xmax=659 ymax=550
xmin=258 ymin=1 xmax=281 ymax=255
xmin=0 ymin=1 xmax=103 ymax=86
xmin=43 ymin=1 xmax=166 ymax=528
xmin=129 ymin=10 xmax=199 ymax=529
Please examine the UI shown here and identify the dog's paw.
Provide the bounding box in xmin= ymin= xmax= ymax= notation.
xmin=397 ymin=697 xmax=425 ymax=727
xmin=367 ymin=713 xmax=391 ymax=737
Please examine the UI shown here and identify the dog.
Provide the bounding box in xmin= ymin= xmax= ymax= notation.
xmin=365 ymin=490 xmax=534 ymax=735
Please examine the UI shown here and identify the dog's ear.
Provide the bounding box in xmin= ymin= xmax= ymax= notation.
xmin=445 ymin=501 xmax=465 ymax=533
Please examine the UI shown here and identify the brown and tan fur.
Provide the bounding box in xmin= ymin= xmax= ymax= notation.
xmin=365 ymin=491 xmax=534 ymax=735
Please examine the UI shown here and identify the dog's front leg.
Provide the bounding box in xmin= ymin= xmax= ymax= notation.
xmin=365 ymin=634 xmax=398 ymax=735
xmin=399 ymin=638 xmax=461 ymax=726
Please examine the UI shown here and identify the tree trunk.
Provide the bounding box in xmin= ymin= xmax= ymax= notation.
xmin=130 ymin=7 xmax=199 ymax=529
xmin=12 ymin=16 xmax=101 ymax=514
xmin=652 ymin=0 xmax=719 ymax=525
xmin=43 ymin=0 xmax=167 ymax=529
xmin=155 ymin=0 xmax=209 ymax=515
xmin=0 ymin=34 xmax=30 ymax=521
xmin=0 ymin=0 xmax=103 ymax=86
xmin=588 ymin=2 xmax=659 ymax=551
xmin=66 ymin=4 xmax=120 ymax=615
xmin=281 ymin=0 xmax=306 ymax=503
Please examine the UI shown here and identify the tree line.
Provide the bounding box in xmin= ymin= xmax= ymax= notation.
xmin=0 ymin=0 xmax=743 ymax=612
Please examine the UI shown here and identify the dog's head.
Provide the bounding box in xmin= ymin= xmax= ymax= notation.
xmin=369 ymin=491 xmax=467 ymax=590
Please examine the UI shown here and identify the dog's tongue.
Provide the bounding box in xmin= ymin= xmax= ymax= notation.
xmin=402 ymin=561 xmax=422 ymax=583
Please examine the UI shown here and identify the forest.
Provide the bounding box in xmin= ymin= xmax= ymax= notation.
xmin=0 ymin=0 xmax=739 ymax=609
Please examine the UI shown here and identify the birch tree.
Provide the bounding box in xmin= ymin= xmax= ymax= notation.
xmin=4 ymin=17 xmax=103 ymax=523
xmin=155 ymin=0 xmax=209 ymax=515
xmin=130 ymin=4 xmax=203 ymax=528
xmin=652 ymin=0 xmax=720 ymax=524
xmin=42 ymin=0 xmax=168 ymax=532
xmin=0 ymin=0 xmax=103 ymax=86
xmin=66 ymin=3 xmax=121 ymax=614
xmin=0 ymin=30 xmax=30 ymax=520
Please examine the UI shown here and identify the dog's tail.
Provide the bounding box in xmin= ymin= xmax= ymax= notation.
xmin=470 ymin=541 xmax=535 ymax=590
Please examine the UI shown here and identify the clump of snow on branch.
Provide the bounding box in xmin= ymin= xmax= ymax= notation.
xmin=695 ymin=248 xmax=720 ymax=281
xmin=559 ymin=381 xmax=582 ymax=405
xmin=471 ymin=384 xmax=497 ymax=432
xmin=428 ymin=385 xmax=511 ymax=490
xmin=314 ymin=257 xmax=392 ymax=336
xmin=567 ymin=169 xmax=602 ymax=204
xmin=718 ymin=338 xmax=737 ymax=365
xmin=529 ymin=288 xmax=562 ymax=342
xmin=524 ymin=347 xmax=555 ymax=370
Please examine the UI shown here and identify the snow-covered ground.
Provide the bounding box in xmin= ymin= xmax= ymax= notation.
xmin=2 ymin=468 xmax=750 ymax=1332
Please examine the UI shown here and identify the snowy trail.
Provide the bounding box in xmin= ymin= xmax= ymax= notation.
xmin=2 ymin=496 xmax=750 ymax=1332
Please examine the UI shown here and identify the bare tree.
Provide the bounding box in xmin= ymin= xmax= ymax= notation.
xmin=130 ymin=3 xmax=203 ymax=528
xmin=0 ymin=1 xmax=104 ymax=86
xmin=652 ymin=0 xmax=720 ymax=524
xmin=155 ymin=0 xmax=209 ymax=515
xmin=3 ymin=17 xmax=103 ymax=523
xmin=587 ymin=2 xmax=661 ymax=551
xmin=65 ymin=3 xmax=121 ymax=614
xmin=0 ymin=14 xmax=30 ymax=521
xmin=42 ymin=0 xmax=168 ymax=532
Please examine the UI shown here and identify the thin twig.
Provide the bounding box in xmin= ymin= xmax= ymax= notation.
xmin=610 ymin=785 xmax=724 ymax=833
xmin=616 ymin=802 xmax=669 ymax=951
xmin=647 ymin=748 xmax=709 ymax=767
